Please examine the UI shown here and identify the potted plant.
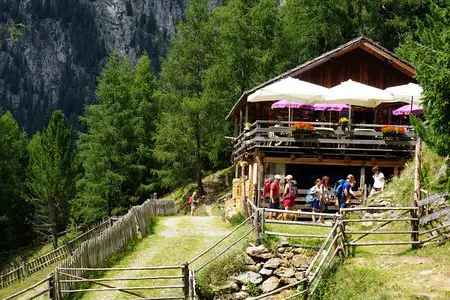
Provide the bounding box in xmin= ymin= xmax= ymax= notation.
xmin=290 ymin=122 xmax=314 ymax=137
xmin=381 ymin=126 xmax=406 ymax=140
xmin=244 ymin=122 xmax=252 ymax=131
xmin=338 ymin=117 xmax=350 ymax=130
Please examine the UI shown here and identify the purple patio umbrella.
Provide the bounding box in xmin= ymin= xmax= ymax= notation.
xmin=271 ymin=100 xmax=313 ymax=109
xmin=393 ymin=104 xmax=423 ymax=116
xmin=312 ymin=104 xmax=351 ymax=111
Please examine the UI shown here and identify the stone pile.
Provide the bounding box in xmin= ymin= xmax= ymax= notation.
xmin=212 ymin=244 xmax=312 ymax=299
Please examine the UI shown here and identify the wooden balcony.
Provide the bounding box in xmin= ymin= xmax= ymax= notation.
xmin=233 ymin=121 xmax=417 ymax=164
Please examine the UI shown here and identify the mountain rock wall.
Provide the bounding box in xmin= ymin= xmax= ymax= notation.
xmin=0 ymin=0 xmax=188 ymax=132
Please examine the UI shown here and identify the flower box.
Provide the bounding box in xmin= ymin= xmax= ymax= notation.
xmin=381 ymin=126 xmax=406 ymax=138
xmin=290 ymin=122 xmax=314 ymax=135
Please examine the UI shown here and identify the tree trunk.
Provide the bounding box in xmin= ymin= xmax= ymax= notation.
xmin=52 ymin=225 xmax=58 ymax=249
xmin=194 ymin=116 xmax=205 ymax=196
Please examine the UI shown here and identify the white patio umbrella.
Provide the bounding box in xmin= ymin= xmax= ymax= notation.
xmin=313 ymin=79 xmax=395 ymax=126
xmin=247 ymin=77 xmax=328 ymax=123
xmin=385 ymin=83 xmax=423 ymax=113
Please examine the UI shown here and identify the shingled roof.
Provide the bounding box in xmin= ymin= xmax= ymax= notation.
xmin=226 ymin=36 xmax=416 ymax=120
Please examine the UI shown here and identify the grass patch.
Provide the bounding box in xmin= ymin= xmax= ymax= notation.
xmin=227 ymin=211 xmax=246 ymax=226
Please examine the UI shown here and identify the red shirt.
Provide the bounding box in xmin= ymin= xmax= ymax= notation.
xmin=270 ymin=181 xmax=280 ymax=198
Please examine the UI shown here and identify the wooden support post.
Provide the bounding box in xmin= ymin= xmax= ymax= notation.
xmin=412 ymin=139 xmax=422 ymax=249
xmin=254 ymin=209 xmax=261 ymax=245
xmin=360 ymin=166 xmax=365 ymax=191
xmin=394 ymin=167 xmax=399 ymax=177
xmin=261 ymin=208 xmax=265 ymax=235
xmin=182 ymin=263 xmax=189 ymax=299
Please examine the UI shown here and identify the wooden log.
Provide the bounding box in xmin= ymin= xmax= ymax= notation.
xmin=61 ymin=285 xmax=185 ymax=293
xmin=189 ymin=213 xmax=254 ymax=264
xmin=346 ymin=241 xmax=421 ymax=246
xmin=182 ymin=263 xmax=189 ymax=299
xmin=57 ymin=266 xmax=182 ymax=271
xmin=419 ymin=208 xmax=449 ymax=225
xmin=419 ymin=223 xmax=450 ymax=235
xmin=420 ymin=232 xmax=449 ymax=243
xmin=265 ymin=208 xmax=339 ymax=217
xmin=265 ymin=231 xmax=327 ymax=238
xmin=60 ymin=275 xmax=183 ymax=283
xmin=345 ymin=230 xmax=418 ymax=235
xmin=342 ymin=218 xmax=417 ymax=222
xmin=419 ymin=194 xmax=448 ymax=206
xmin=3 ymin=275 xmax=51 ymax=300
xmin=340 ymin=207 xmax=418 ymax=211
xmin=265 ymin=219 xmax=333 ymax=227
xmin=196 ymin=227 xmax=254 ymax=272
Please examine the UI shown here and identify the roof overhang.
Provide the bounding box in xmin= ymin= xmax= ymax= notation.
xmin=226 ymin=36 xmax=416 ymax=120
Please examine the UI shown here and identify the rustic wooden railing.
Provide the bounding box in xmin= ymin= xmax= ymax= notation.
xmin=233 ymin=120 xmax=416 ymax=161
xmin=56 ymin=266 xmax=186 ymax=299
xmin=3 ymin=273 xmax=55 ymax=300
xmin=0 ymin=219 xmax=114 ymax=288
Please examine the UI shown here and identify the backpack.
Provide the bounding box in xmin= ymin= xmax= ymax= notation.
xmin=334 ymin=179 xmax=346 ymax=198
xmin=188 ymin=196 xmax=193 ymax=205
xmin=264 ymin=178 xmax=274 ymax=196
xmin=287 ymin=181 xmax=298 ymax=200
xmin=306 ymin=188 xmax=317 ymax=203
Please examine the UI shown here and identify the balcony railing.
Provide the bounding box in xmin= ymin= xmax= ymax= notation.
xmin=233 ymin=120 xmax=417 ymax=161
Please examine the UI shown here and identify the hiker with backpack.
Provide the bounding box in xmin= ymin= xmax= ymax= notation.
xmin=269 ymin=174 xmax=282 ymax=219
xmin=263 ymin=177 xmax=273 ymax=205
xmin=307 ymin=178 xmax=322 ymax=223
xmin=279 ymin=175 xmax=297 ymax=220
xmin=189 ymin=191 xmax=200 ymax=216
xmin=338 ymin=174 xmax=356 ymax=209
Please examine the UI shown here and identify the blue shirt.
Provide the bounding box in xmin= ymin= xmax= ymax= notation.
xmin=342 ymin=181 xmax=351 ymax=197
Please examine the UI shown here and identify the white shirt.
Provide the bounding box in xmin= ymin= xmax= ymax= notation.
xmin=373 ymin=172 xmax=385 ymax=189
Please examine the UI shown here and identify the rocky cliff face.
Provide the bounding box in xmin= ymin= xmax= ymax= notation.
xmin=0 ymin=0 xmax=188 ymax=132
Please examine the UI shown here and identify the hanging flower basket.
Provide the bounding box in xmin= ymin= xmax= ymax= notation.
xmin=290 ymin=122 xmax=314 ymax=137
xmin=381 ymin=126 xmax=406 ymax=139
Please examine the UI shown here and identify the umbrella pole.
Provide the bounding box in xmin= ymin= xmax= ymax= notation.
xmin=288 ymin=100 xmax=291 ymax=125
xmin=349 ymin=105 xmax=352 ymax=129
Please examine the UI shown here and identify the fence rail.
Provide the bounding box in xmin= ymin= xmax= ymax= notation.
xmin=0 ymin=219 xmax=114 ymax=288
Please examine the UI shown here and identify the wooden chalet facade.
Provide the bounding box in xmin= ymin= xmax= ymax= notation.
xmin=228 ymin=37 xmax=418 ymax=209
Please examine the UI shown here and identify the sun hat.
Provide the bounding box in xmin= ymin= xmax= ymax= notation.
xmin=274 ymin=174 xmax=281 ymax=180
xmin=285 ymin=175 xmax=293 ymax=180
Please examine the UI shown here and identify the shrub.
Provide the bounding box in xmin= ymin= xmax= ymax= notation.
xmin=227 ymin=212 xmax=246 ymax=226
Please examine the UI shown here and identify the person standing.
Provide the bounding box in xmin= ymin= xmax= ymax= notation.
xmin=370 ymin=166 xmax=385 ymax=195
xmin=269 ymin=175 xmax=281 ymax=219
xmin=309 ymin=178 xmax=322 ymax=223
xmin=318 ymin=176 xmax=332 ymax=223
xmin=280 ymin=175 xmax=296 ymax=220
xmin=190 ymin=191 xmax=200 ymax=216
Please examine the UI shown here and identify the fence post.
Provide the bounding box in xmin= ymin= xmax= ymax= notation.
xmin=254 ymin=209 xmax=261 ymax=245
xmin=302 ymin=279 xmax=309 ymax=300
xmin=182 ymin=263 xmax=189 ymax=298
xmin=412 ymin=138 xmax=422 ymax=249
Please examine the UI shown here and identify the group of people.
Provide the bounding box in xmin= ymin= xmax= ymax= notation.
xmin=263 ymin=166 xmax=385 ymax=222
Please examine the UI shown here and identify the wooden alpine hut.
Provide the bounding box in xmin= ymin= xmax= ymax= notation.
xmin=227 ymin=36 xmax=419 ymax=211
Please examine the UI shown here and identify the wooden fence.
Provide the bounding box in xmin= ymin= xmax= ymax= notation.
xmin=0 ymin=219 xmax=114 ymax=288
xmin=55 ymin=199 xmax=175 ymax=298
xmin=3 ymin=273 xmax=55 ymax=300
xmin=242 ymin=194 xmax=449 ymax=299
xmin=56 ymin=265 xmax=187 ymax=299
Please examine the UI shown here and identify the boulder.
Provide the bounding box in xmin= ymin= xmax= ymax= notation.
xmin=295 ymin=271 xmax=305 ymax=280
xmin=281 ymin=277 xmax=297 ymax=285
xmin=212 ymin=281 xmax=240 ymax=294
xmin=233 ymin=291 xmax=249 ymax=300
xmin=291 ymin=255 xmax=309 ymax=269
xmin=262 ymin=276 xmax=280 ymax=293
xmin=243 ymin=254 xmax=256 ymax=265
xmin=258 ymin=252 xmax=274 ymax=260
xmin=259 ymin=268 xmax=273 ymax=276
xmin=231 ymin=271 xmax=263 ymax=285
xmin=278 ymin=247 xmax=286 ymax=253
xmin=246 ymin=245 xmax=269 ymax=257
xmin=284 ymin=252 xmax=294 ymax=259
xmin=274 ymin=267 xmax=295 ymax=278
xmin=264 ymin=257 xmax=281 ymax=269
xmin=291 ymin=248 xmax=306 ymax=255
xmin=246 ymin=264 xmax=261 ymax=273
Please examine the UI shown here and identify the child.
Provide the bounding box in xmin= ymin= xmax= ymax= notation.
xmin=309 ymin=178 xmax=322 ymax=223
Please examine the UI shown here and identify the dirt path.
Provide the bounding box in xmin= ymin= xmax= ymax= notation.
xmin=80 ymin=215 xmax=232 ymax=300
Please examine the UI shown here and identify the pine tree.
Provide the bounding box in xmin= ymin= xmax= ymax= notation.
xmin=74 ymin=53 xmax=158 ymax=226
xmin=397 ymin=1 xmax=450 ymax=159
xmin=0 ymin=111 xmax=30 ymax=254
xmin=27 ymin=110 xmax=74 ymax=249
